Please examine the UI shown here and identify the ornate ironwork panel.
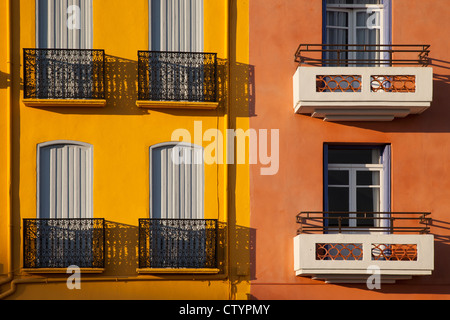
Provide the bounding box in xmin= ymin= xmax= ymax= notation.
xmin=371 ymin=75 xmax=416 ymax=93
xmin=316 ymin=75 xmax=362 ymax=92
xmin=316 ymin=243 xmax=363 ymax=261
xmin=138 ymin=219 xmax=218 ymax=269
xmin=138 ymin=51 xmax=217 ymax=102
xmin=23 ymin=218 xmax=105 ymax=268
xmin=23 ymin=49 xmax=105 ymax=99
xmin=372 ymin=243 xmax=418 ymax=261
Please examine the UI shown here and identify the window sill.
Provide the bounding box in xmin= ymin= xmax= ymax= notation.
xmin=136 ymin=100 xmax=219 ymax=110
xmin=23 ymin=98 xmax=107 ymax=108
xmin=22 ymin=268 xmax=105 ymax=274
xmin=136 ymin=268 xmax=221 ymax=274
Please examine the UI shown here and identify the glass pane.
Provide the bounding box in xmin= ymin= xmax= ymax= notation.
xmin=356 ymin=12 xmax=368 ymax=27
xmin=357 ymin=171 xmax=380 ymax=185
xmin=329 ymin=170 xmax=349 ymax=185
xmin=357 ymin=187 xmax=380 ymax=212
xmin=328 ymin=187 xmax=350 ymax=226
xmin=356 ymin=11 xmax=380 ymax=28
xmin=356 ymin=187 xmax=380 ymax=227
xmin=327 ymin=11 xmax=348 ymax=27
xmin=328 ymin=148 xmax=381 ymax=164
xmin=329 ymin=187 xmax=350 ymax=211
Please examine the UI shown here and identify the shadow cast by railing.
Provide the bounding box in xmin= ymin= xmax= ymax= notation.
xmin=101 ymin=220 xmax=256 ymax=280
xmin=22 ymin=54 xmax=257 ymax=119
xmin=0 ymin=70 xmax=10 ymax=89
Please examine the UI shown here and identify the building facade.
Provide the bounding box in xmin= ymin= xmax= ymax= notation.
xmin=249 ymin=0 xmax=450 ymax=299
xmin=1 ymin=0 xmax=450 ymax=302
xmin=0 ymin=0 xmax=252 ymax=299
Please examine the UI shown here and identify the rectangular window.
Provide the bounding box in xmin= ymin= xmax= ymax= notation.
xmin=324 ymin=145 xmax=391 ymax=231
xmin=324 ymin=0 xmax=390 ymax=66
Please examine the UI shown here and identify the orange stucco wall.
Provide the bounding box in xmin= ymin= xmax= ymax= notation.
xmin=249 ymin=0 xmax=450 ymax=299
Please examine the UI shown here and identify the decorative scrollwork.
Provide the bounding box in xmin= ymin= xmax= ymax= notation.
xmin=138 ymin=219 xmax=218 ymax=268
xmin=138 ymin=51 xmax=217 ymax=102
xmin=371 ymin=243 xmax=417 ymax=261
xmin=316 ymin=75 xmax=362 ymax=92
xmin=23 ymin=49 xmax=105 ymax=99
xmin=371 ymin=75 xmax=416 ymax=93
xmin=23 ymin=218 xmax=105 ymax=268
xmin=316 ymin=243 xmax=363 ymax=261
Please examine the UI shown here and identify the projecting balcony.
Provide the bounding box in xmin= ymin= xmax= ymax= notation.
xmin=137 ymin=219 xmax=219 ymax=274
xmin=22 ymin=49 xmax=106 ymax=107
xmin=293 ymin=212 xmax=434 ymax=283
xmin=136 ymin=51 xmax=218 ymax=110
xmin=293 ymin=44 xmax=433 ymax=121
xmin=23 ymin=218 xmax=105 ymax=272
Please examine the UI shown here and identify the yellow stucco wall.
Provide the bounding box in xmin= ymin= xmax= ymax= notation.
xmin=0 ymin=0 xmax=250 ymax=300
xmin=0 ymin=0 xmax=10 ymax=281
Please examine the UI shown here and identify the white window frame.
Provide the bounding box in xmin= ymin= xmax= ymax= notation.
xmin=326 ymin=3 xmax=385 ymax=63
xmin=328 ymin=163 xmax=384 ymax=232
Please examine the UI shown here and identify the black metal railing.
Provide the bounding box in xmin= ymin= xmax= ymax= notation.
xmin=23 ymin=218 xmax=105 ymax=268
xmin=23 ymin=48 xmax=105 ymax=99
xmin=296 ymin=212 xmax=431 ymax=234
xmin=137 ymin=51 xmax=217 ymax=102
xmin=295 ymin=44 xmax=430 ymax=67
xmin=138 ymin=219 xmax=218 ymax=269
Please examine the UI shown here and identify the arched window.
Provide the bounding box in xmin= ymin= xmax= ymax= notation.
xmin=150 ymin=142 xmax=204 ymax=219
xmin=37 ymin=140 xmax=93 ymax=219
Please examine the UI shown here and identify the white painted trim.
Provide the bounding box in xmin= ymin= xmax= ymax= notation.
xmin=327 ymin=166 xmax=384 ymax=228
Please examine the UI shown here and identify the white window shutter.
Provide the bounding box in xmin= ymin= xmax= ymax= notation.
xmin=149 ymin=0 xmax=203 ymax=52
xmin=150 ymin=143 xmax=204 ymax=219
xmin=36 ymin=0 xmax=93 ymax=49
xmin=38 ymin=142 xmax=93 ymax=219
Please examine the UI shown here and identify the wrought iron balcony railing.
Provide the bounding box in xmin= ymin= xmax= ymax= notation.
xmin=138 ymin=219 xmax=218 ymax=269
xmin=296 ymin=211 xmax=431 ymax=234
xmin=137 ymin=51 xmax=217 ymax=102
xmin=295 ymin=44 xmax=430 ymax=67
xmin=23 ymin=48 xmax=105 ymax=99
xmin=23 ymin=218 xmax=105 ymax=269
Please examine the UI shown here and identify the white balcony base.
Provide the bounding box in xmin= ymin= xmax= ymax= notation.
xmin=293 ymin=67 xmax=433 ymax=121
xmin=294 ymin=234 xmax=434 ymax=284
